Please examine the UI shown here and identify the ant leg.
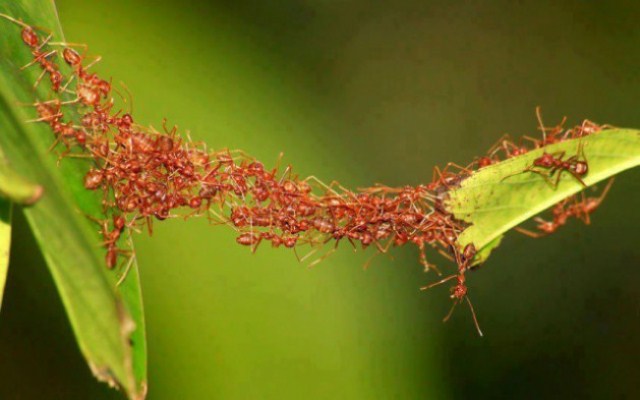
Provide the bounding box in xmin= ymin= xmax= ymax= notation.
xmin=442 ymin=300 xmax=459 ymax=323
xmin=485 ymin=133 xmax=513 ymax=158
xmin=145 ymin=216 xmax=154 ymax=236
xmin=362 ymin=254 xmax=378 ymax=270
xmin=32 ymin=68 xmax=50 ymax=90
xmin=60 ymin=74 xmax=77 ymax=93
xmin=48 ymin=41 xmax=89 ymax=51
xmin=82 ymin=54 xmax=103 ymax=70
xmin=550 ymin=150 xmax=566 ymax=160
xmin=162 ymin=118 xmax=178 ymax=137
xmin=62 ymin=152 xmax=95 ymax=160
xmin=25 ymin=112 xmax=63 ymax=123
xmin=272 ymin=151 xmax=284 ymax=175
xmin=308 ymin=247 xmax=337 ymax=268
xmin=465 ymin=296 xmax=483 ymax=336
xmin=535 ymin=106 xmax=566 ymax=144
xmin=0 ymin=13 xmax=31 ymax=29
xmin=299 ymin=247 xmax=319 ymax=263
xmin=560 ymin=169 xmax=586 ymax=188
xmin=278 ymin=165 xmax=293 ymax=184
xmin=420 ymin=274 xmax=457 ymax=291
xmin=434 ymin=245 xmax=455 ymax=262
xmin=117 ymin=82 xmax=134 ymax=115
xmin=535 ymin=106 xmax=550 ymax=143
xmin=527 ymin=168 xmax=558 ymax=188
xmin=443 ymin=162 xmax=473 ymax=174
xmin=116 ymin=249 xmax=136 ymax=287
xmin=595 ymin=177 xmax=615 ymax=205
xmin=418 ymin=242 xmax=441 ymax=275
xmin=514 ymin=226 xmax=543 ymax=238
xmin=431 ymin=165 xmax=444 ymax=185
xmin=251 ymin=237 xmax=263 ymax=254
xmin=303 ymin=175 xmax=341 ymax=197
xmin=35 ymin=32 xmax=54 ymax=51
xmin=20 ymin=49 xmax=56 ymax=70
xmin=522 ymin=135 xmax=543 ymax=148
xmin=577 ymin=140 xmax=588 ymax=164
xmin=500 ymin=167 xmax=531 ymax=183
xmin=208 ymin=209 xmax=238 ymax=231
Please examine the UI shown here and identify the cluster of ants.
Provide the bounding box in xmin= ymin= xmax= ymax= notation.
xmin=1 ymin=14 xmax=613 ymax=334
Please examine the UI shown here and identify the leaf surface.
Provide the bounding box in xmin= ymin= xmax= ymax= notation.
xmin=446 ymin=129 xmax=640 ymax=262
xmin=0 ymin=2 xmax=146 ymax=398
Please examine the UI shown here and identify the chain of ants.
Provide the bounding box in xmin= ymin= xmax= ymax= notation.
xmin=2 ymin=15 xmax=614 ymax=334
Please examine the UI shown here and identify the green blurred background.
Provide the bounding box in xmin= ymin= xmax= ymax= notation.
xmin=1 ymin=0 xmax=640 ymax=398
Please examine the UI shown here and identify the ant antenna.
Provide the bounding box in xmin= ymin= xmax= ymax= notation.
xmin=120 ymin=81 xmax=134 ymax=115
xmin=535 ymin=106 xmax=547 ymax=144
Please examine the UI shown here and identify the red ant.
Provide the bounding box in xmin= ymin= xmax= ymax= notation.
xmin=0 ymin=13 xmax=63 ymax=91
xmin=426 ymin=163 xmax=472 ymax=191
xmin=521 ymin=107 xmax=568 ymax=148
xmin=420 ymin=243 xmax=482 ymax=335
xmin=568 ymin=178 xmax=614 ymax=225
xmin=503 ymin=142 xmax=589 ymax=188
xmin=421 ymin=272 xmax=483 ymax=336
xmin=517 ymin=178 xmax=614 ymax=238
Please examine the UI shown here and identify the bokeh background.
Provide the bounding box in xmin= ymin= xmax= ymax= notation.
xmin=1 ymin=0 xmax=640 ymax=398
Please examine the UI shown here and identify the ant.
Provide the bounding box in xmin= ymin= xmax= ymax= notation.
xmin=502 ymin=142 xmax=589 ymax=188
xmin=516 ymin=178 xmax=614 ymax=238
xmin=521 ymin=107 xmax=568 ymax=148
xmin=420 ymin=243 xmax=482 ymax=335
xmin=0 ymin=13 xmax=63 ymax=91
xmin=476 ymin=134 xmax=530 ymax=169
xmin=421 ymin=272 xmax=483 ymax=336
xmin=426 ymin=162 xmax=472 ymax=191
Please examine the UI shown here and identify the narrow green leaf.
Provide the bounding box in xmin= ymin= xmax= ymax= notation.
xmin=0 ymin=197 xmax=11 ymax=311
xmin=0 ymin=2 xmax=146 ymax=398
xmin=0 ymin=122 xmax=42 ymax=205
xmin=446 ymin=129 xmax=640 ymax=263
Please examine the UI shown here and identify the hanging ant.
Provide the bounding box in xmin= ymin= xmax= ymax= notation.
xmin=516 ymin=178 xmax=614 ymax=238
xmin=421 ymin=272 xmax=483 ymax=336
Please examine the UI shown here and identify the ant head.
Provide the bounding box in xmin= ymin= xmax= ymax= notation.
xmin=97 ymin=80 xmax=111 ymax=96
xmin=477 ymin=156 xmax=493 ymax=169
xmin=189 ymin=196 xmax=202 ymax=209
xmin=113 ymin=215 xmax=126 ymax=231
xmin=512 ymin=147 xmax=528 ymax=156
xmin=158 ymin=136 xmax=174 ymax=152
xmin=574 ymin=161 xmax=588 ymax=175
xmin=247 ymin=161 xmax=264 ymax=174
xmin=62 ymin=48 xmax=82 ymax=66
xmin=75 ymin=130 xmax=87 ymax=146
xmin=21 ymin=27 xmax=39 ymax=48
xmin=120 ymin=113 xmax=133 ymax=126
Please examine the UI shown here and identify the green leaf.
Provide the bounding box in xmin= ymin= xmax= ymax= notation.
xmin=0 ymin=117 xmax=42 ymax=205
xmin=0 ymin=3 xmax=146 ymax=399
xmin=446 ymin=129 xmax=640 ymax=263
xmin=0 ymin=163 xmax=42 ymax=204
xmin=0 ymin=197 xmax=10 ymax=312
